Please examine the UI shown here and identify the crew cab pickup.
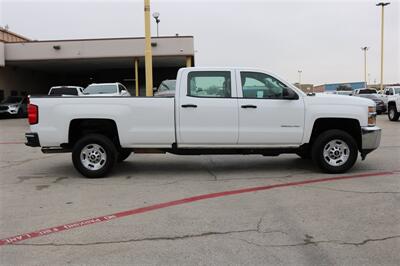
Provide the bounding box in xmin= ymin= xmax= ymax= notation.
xmin=25 ymin=67 xmax=381 ymax=178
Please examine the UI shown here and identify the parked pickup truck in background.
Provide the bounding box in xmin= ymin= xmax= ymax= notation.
xmin=25 ymin=67 xmax=381 ymax=178
xmin=387 ymin=93 xmax=400 ymax=121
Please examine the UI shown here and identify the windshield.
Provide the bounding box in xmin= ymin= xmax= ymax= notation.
xmin=84 ymin=84 xmax=117 ymax=94
xmin=1 ymin=96 xmax=22 ymax=104
xmin=158 ymin=80 xmax=176 ymax=92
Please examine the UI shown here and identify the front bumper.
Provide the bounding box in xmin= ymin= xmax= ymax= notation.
xmin=360 ymin=126 xmax=381 ymax=159
xmin=25 ymin=133 xmax=41 ymax=147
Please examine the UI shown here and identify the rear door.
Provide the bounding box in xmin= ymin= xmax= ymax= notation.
xmin=177 ymin=70 xmax=239 ymax=146
xmin=236 ymin=70 xmax=305 ymax=146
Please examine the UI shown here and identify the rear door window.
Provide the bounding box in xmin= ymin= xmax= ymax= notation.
xmin=187 ymin=71 xmax=231 ymax=98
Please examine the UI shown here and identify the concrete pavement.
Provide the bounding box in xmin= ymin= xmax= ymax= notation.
xmin=0 ymin=116 xmax=399 ymax=265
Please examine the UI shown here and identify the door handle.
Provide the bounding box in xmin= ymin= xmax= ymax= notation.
xmin=181 ymin=104 xmax=198 ymax=108
xmin=241 ymin=104 xmax=257 ymax=109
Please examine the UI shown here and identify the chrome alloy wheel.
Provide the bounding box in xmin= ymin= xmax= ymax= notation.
xmin=322 ymin=139 xmax=350 ymax=167
xmin=389 ymin=108 xmax=395 ymax=120
xmin=80 ymin=144 xmax=107 ymax=171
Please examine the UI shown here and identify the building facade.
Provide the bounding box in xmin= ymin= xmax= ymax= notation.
xmin=0 ymin=31 xmax=194 ymax=100
xmin=313 ymin=81 xmax=366 ymax=93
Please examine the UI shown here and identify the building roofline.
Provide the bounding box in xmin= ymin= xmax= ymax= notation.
xmin=5 ymin=35 xmax=194 ymax=44
xmin=0 ymin=27 xmax=30 ymax=41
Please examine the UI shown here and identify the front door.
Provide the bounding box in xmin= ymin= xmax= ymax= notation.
xmin=237 ymin=71 xmax=305 ymax=146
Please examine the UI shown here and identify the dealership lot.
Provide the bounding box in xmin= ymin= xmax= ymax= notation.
xmin=0 ymin=116 xmax=399 ymax=265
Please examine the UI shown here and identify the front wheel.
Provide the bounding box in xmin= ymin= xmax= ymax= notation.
xmin=311 ymin=130 xmax=358 ymax=174
xmin=388 ymin=105 xmax=400 ymax=121
xmin=72 ymin=134 xmax=117 ymax=178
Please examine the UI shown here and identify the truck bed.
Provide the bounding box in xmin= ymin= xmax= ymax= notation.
xmin=29 ymin=96 xmax=176 ymax=148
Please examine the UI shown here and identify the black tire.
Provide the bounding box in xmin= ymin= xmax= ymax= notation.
xmin=311 ymin=129 xmax=358 ymax=174
xmin=117 ymin=149 xmax=132 ymax=162
xmin=72 ymin=134 xmax=117 ymax=178
xmin=388 ymin=105 xmax=400 ymax=121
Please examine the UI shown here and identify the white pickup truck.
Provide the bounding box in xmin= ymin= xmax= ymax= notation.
xmin=381 ymin=86 xmax=400 ymax=121
xmin=25 ymin=67 xmax=381 ymax=178
xmin=387 ymin=93 xmax=400 ymax=121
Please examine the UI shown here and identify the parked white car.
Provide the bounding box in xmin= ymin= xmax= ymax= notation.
xmin=0 ymin=96 xmax=28 ymax=117
xmin=48 ymin=86 xmax=84 ymax=96
xmin=25 ymin=67 xmax=381 ymax=178
xmin=84 ymin=83 xmax=130 ymax=96
xmin=154 ymin=80 xmax=176 ymax=97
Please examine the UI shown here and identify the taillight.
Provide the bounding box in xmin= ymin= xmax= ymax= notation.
xmin=28 ymin=104 xmax=38 ymax=125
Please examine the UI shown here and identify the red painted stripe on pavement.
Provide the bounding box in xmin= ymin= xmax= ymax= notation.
xmin=0 ymin=171 xmax=393 ymax=246
xmin=0 ymin=141 xmax=24 ymax=144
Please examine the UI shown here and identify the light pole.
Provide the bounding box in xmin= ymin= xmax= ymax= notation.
xmin=376 ymin=2 xmax=390 ymax=92
xmin=298 ymin=70 xmax=302 ymax=90
xmin=361 ymin=46 xmax=369 ymax=88
xmin=144 ymin=0 xmax=153 ymax=96
xmin=152 ymin=12 xmax=160 ymax=37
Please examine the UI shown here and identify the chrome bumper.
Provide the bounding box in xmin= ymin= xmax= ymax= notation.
xmin=361 ymin=126 xmax=381 ymax=156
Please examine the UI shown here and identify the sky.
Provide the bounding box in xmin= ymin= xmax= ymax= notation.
xmin=0 ymin=0 xmax=399 ymax=85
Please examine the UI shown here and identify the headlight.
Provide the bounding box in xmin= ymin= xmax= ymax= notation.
xmin=9 ymin=104 xmax=18 ymax=109
xmin=368 ymin=106 xmax=376 ymax=126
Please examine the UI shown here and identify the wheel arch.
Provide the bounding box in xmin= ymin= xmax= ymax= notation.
xmin=68 ymin=118 xmax=121 ymax=148
xmin=308 ymin=118 xmax=362 ymax=150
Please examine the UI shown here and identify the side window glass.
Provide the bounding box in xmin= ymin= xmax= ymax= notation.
xmin=240 ymin=72 xmax=288 ymax=99
xmin=188 ymin=71 xmax=231 ymax=98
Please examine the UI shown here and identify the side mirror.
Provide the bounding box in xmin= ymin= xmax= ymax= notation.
xmin=283 ymin=88 xmax=299 ymax=100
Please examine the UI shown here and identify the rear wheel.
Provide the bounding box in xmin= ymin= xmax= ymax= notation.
xmin=311 ymin=129 xmax=358 ymax=173
xmin=72 ymin=134 xmax=117 ymax=178
xmin=388 ymin=105 xmax=399 ymax=121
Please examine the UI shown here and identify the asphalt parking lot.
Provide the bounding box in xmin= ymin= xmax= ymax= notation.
xmin=0 ymin=116 xmax=399 ymax=265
